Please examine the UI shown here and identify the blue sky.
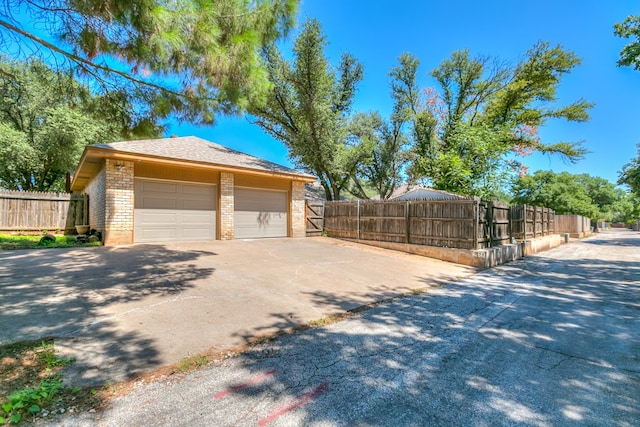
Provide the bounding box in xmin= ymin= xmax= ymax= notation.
xmin=174 ymin=0 xmax=640 ymax=186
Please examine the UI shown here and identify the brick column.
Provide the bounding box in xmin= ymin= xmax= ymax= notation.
xmin=291 ymin=180 xmax=306 ymax=238
xmin=104 ymin=159 xmax=134 ymax=245
xmin=220 ymin=172 xmax=234 ymax=240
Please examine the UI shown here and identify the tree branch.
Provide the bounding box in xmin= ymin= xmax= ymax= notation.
xmin=0 ymin=18 xmax=192 ymax=99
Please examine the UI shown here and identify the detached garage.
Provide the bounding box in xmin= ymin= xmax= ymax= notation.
xmin=70 ymin=136 xmax=316 ymax=245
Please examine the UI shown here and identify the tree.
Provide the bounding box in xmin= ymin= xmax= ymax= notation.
xmin=511 ymin=171 xmax=621 ymax=220
xmin=248 ymin=19 xmax=364 ymax=200
xmin=618 ymin=142 xmax=640 ymax=197
xmin=0 ymin=56 xmax=160 ymax=191
xmin=405 ymin=42 xmax=592 ymax=197
xmin=345 ymin=54 xmax=417 ymax=200
xmin=609 ymin=193 xmax=640 ymax=223
xmin=0 ymin=0 xmax=299 ymax=124
xmin=614 ymin=15 xmax=640 ymax=70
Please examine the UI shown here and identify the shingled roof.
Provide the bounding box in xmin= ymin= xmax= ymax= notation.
xmin=71 ymin=136 xmax=316 ymax=191
xmin=92 ymin=136 xmax=313 ymax=177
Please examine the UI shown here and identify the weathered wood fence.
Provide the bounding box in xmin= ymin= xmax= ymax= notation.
xmin=510 ymin=205 xmax=555 ymax=241
xmin=0 ymin=190 xmax=88 ymax=233
xmin=320 ymin=199 xmax=554 ymax=250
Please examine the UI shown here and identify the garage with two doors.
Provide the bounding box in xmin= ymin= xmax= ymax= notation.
xmin=133 ymin=179 xmax=288 ymax=243
xmin=71 ymin=136 xmax=315 ymax=246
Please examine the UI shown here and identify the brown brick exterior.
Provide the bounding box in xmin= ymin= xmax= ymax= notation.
xmin=291 ymin=181 xmax=306 ymax=238
xmin=104 ymin=159 xmax=134 ymax=245
xmin=220 ymin=172 xmax=234 ymax=240
xmin=84 ymin=164 xmax=106 ymax=232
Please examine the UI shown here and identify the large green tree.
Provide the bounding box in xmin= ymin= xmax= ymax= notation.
xmin=406 ymin=42 xmax=592 ymax=198
xmin=618 ymin=142 xmax=640 ymax=197
xmin=345 ymin=54 xmax=418 ymax=200
xmin=614 ymin=15 xmax=640 ymax=69
xmin=511 ymin=171 xmax=621 ymax=220
xmin=0 ymin=56 xmax=160 ymax=191
xmin=0 ymin=0 xmax=298 ymax=123
xmin=248 ymin=18 xmax=364 ymax=200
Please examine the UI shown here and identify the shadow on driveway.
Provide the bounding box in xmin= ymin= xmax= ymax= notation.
xmin=0 ymin=238 xmax=472 ymax=387
xmin=137 ymin=231 xmax=639 ymax=426
xmin=0 ymin=245 xmax=215 ymax=384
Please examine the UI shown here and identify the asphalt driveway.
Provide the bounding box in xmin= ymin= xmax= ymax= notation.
xmin=0 ymin=237 xmax=474 ymax=386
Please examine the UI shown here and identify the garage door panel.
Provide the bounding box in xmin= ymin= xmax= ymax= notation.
xmin=136 ymin=210 xmax=179 ymax=225
xmin=180 ymin=227 xmax=210 ymax=239
xmin=138 ymin=227 xmax=177 ymax=241
xmin=140 ymin=181 xmax=178 ymax=193
xmin=182 ymin=184 xmax=212 ymax=195
xmin=181 ymin=211 xmax=215 ymax=225
xmin=181 ymin=199 xmax=213 ymax=210
xmin=134 ymin=179 xmax=216 ymax=243
xmin=141 ymin=197 xmax=178 ymax=209
xmin=234 ymin=188 xmax=287 ymax=239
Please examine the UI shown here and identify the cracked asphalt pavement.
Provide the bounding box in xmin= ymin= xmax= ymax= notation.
xmin=45 ymin=230 xmax=640 ymax=426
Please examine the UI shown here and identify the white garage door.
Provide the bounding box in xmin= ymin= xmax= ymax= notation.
xmin=134 ymin=179 xmax=216 ymax=243
xmin=234 ymin=188 xmax=287 ymax=239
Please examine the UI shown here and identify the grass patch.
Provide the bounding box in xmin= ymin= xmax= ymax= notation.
xmin=0 ymin=234 xmax=101 ymax=250
xmin=0 ymin=338 xmax=103 ymax=425
xmin=174 ymin=355 xmax=211 ymax=373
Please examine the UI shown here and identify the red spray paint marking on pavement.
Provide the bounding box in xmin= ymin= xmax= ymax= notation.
xmin=214 ymin=370 xmax=277 ymax=399
xmin=258 ymin=382 xmax=330 ymax=427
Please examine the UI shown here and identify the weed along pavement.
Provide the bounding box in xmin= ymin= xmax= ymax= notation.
xmin=4 ymin=231 xmax=640 ymax=426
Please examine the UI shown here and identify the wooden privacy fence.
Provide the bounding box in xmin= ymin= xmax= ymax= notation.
xmin=0 ymin=190 xmax=88 ymax=233
xmin=322 ymin=199 xmax=554 ymax=250
xmin=509 ymin=205 xmax=555 ymax=241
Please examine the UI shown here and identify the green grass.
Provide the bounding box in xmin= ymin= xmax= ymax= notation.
xmin=0 ymin=338 xmax=101 ymax=425
xmin=0 ymin=234 xmax=102 ymax=250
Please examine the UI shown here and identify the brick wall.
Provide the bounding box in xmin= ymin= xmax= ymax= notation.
xmin=104 ymin=159 xmax=134 ymax=245
xmin=220 ymin=172 xmax=234 ymax=240
xmin=291 ymin=180 xmax=306 ymax=238
xmin=84 ymin=164 xmax=106 ymax=232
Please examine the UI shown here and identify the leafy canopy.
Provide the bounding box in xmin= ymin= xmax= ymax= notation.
xmin=614 ymin=15 xmax=640 ymax=70
xmin=0 ymin=56 xmax=160 ymax=191
xmin=406 ymin=42 xmax=592 ymax=198
xmin=511 ymin=170 xmax=622 ymax=221
xmin=618 ymin=142 xmax=640 ymax=197
xmin=0 ymin=0 xmax=299 ymax=124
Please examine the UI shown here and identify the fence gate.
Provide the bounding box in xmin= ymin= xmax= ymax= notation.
xmin=306 ymin=201 xmax=325 ymax=236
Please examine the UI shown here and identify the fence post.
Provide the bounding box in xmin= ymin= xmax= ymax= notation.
xmin=356 ymin=199 xmax=360 ymax=240
xmin=508 ymin=204 xmax=513 ymax=242
xmin=473 ymin=199 xmax=479 ymax=250
xmin=405 ymin=200 xmax=410 ymax=243
xmin=486 ymin=200 xmax=494 ymax=247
